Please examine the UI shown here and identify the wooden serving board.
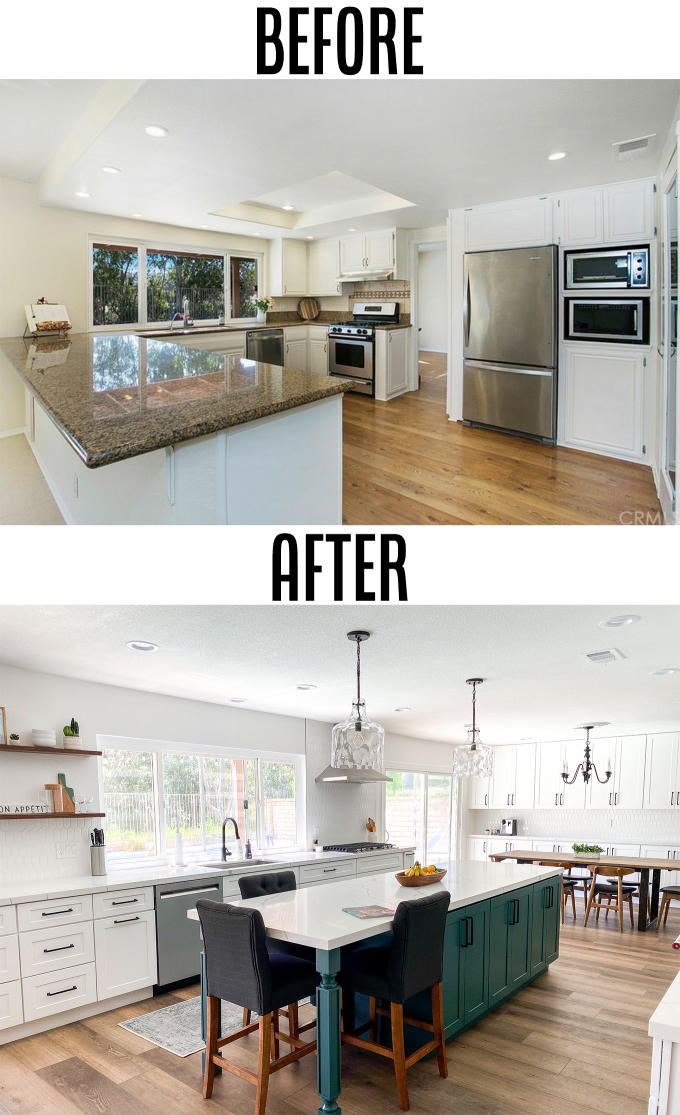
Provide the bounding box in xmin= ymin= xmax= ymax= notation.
xmin=298 ymin=298 xmax=320 ymax=321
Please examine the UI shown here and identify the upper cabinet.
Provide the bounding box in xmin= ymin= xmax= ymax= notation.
xmin=587 ymin=735 xmax=646 ymax=809
xmin=644 ymin=733 xmax=680 ymax=809
xmin=464 ymin=197 xmax=552 ymax=251
xmin=489 ymin=745 xmax=536 ymax=810
xmin=338 ymin=228 xmax=409 ymax=279
xmin=535 ymin=741 xmax=586 ymax=809
xmin=269 ymin=239 xmax=308 ymax=297
xmin=308 ymin=239 xmax=342 ymax=296
xmin=556 ymin=178 xmax=654 ymax=248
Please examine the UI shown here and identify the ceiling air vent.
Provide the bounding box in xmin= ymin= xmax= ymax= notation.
xmin=581 ymin=648 xmax=625 ymax=665
xmin=612 ymin=134 xmax=656 ymax=162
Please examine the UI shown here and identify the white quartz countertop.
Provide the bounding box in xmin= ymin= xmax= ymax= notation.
xmin=0 ymin=846 xmax=415 ymax=906
xmin=187 ymin=860 xmax=562 ymax=951
xmin=649 ymin=965 xmax=680 ymax=1042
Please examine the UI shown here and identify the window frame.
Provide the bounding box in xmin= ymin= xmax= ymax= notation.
xmin=98 ymin=734 xmax=304 ymax=867
xmin=88 ymin=234 xmax=264 ymax=334
xmin=383 ymin=766 xmax=458 ymax=864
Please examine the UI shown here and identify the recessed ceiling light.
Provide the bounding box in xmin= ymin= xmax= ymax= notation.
xmin=230 ymin=697 xmax=247 ymax=703
xmin=598 ymin=615 xmax=640 ymax=628
xmin=281 ymin=205 xmax=295 ymax=211
xmin=126 ymin=640 xmax=159 ymax=652
xmin=75 ymin=191 xmax=90 ymax=198
xmin=348 ymin=228 xmax=357 ymax=232
xmin=132 ymin=213 xmax=143 ymax=218
xmin=394 ymin=707 xmax=411 ymax=712
xmin=297 ymin=684 xmax=317 ymax=691
xmin=200 ymin=224 xmax=210 ymax=229
xmin=306 ymin=236 xmax=314 ymax=240
xmin=102 ymin=166 xmax=120 ymax=174
xmin=547 ymin=151 xmax=567 ymax=161
xmin=145 ymin=125 xmax=168 ymax=137
xmin=253 ymin=232 xmax=261 ymax=236
xmin=650 ymin=668 xmax=680 ymax=676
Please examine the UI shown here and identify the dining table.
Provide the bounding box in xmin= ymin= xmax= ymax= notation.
xmin=488 ymin=849 xmax=680 ymax=931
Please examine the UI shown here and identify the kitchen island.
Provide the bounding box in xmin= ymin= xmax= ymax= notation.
xmin=189 ymin=860 xmax=562 ymax=1114
xmin=0 ymin=332 xmax=353 ymax=524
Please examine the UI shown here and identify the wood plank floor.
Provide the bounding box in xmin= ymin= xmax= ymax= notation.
xmin=342 ymin=351 xmax=663 ymax=525
xmin=3 ymin=905 xmax=678 ymax=1115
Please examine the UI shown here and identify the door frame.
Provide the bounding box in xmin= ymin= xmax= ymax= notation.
xmin=658 ymin=137 xmax=679 ymax=525
xmin=410 ymin=237 xmax=449 ymax=402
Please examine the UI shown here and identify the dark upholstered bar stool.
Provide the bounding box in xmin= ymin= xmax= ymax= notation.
xmin=237 ymin=871 xmax=316 ymax=1036
xmin=338 ymin=891 xmax=450 ymax=1111
xmin=656 ymin=885 xmax=680 ymax=929
xmin=196 ymin=900 xmax=319 ymax=1114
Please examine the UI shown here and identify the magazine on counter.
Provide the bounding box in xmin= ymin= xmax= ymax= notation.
xmin=342 ymin=905 xmax=395 ymax=919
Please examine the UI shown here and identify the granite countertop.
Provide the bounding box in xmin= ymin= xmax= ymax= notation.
xmin=0 ymin=333 xmax=354 ymax=468
xmin=140 ymin=320 xmax=411 ymax=338
xmin=187 ymin=861 xmax=562 ymax=951
xmin=0 ymin=845 xmax=416 ymax=906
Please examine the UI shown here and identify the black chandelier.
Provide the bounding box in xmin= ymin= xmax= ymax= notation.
xmin=561 ymin=725 xmax=612 ymax=785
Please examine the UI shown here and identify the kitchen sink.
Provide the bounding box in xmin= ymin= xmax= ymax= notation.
xmin=197 ymin=858 xmax=270 ymax=869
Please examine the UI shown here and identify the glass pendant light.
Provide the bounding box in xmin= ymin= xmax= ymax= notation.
xmin=331 ymin=631 xmax=385 ymax=772
xmin=452 ymin=678 xmax=494 ymax=778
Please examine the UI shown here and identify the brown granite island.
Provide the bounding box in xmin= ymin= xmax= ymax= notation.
xmin=0 ymin=333 xmax=353 ymax=524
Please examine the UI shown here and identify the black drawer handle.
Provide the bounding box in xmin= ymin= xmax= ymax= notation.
xmin=112 ymin=898 xmax=138 ymax=906
xmin=509 ymin=898 xmax=520 ymax=925
xmin=44 ymin=943 xmax=75 ymax=953
xmin=114 ymin=916 xmax=139 ymax=924
xmin=323 ymin=868 xmax=337 ymax=872
xmin=545 ymin=885 xmax=554 ymax=909
xmin=42 ymin=908 xmax=73 ymax=917
xmin=47 ymin=985 xmax=77 ymax=996
xmin=467 ymin=916 xmax=474 ymax=947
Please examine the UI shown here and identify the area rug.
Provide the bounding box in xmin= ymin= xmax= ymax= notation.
xmin=120 ymin=996 xmax=311 ymax=1058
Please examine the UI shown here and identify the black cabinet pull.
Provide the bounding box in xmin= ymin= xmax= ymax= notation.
xmin=41 ymin=908 xmax=73 ymax=917
xmin=509 ymin=898 xmax=520 ymax=925
xmin=112 ymin=898 xmax=138 ymax=905
xmin=467 ymin=916 xmax=474 ymax=947
xmin=545 ymin=885 xmax=554 ymax=909
xmin=460 ymin=918 xmax=468 ymax=948
xmin=43 ymin=943 xmax=75 ymax=953
xmin=47 ymin=985 xmax=77 ymax=996
xmin=113 ymin=916 xmax=139 ymax=924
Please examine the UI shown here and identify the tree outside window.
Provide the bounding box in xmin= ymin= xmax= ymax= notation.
xmin=147 ymin=250 xmax=225 ymax=322
xmin=92 ymin=244 xmax=139 ymax=326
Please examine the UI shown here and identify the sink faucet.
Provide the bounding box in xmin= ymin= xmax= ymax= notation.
xmin=221 ymin=816 xmax=240 ymax=861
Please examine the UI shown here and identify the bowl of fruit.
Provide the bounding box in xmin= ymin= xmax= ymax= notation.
xmin=395 ymin=861 xmax=447 ymax=887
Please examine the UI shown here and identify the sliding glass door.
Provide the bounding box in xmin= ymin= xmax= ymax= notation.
xmin=385 ymin=770 xmax=456 ymax=864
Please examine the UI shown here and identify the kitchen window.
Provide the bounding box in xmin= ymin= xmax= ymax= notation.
xmin=89 ymin=236 xmax=262 ymax=331
xmin=102 ymin=743 xmax=300 ymax=863
xmin=385 ymin=770 xmax=456 ymax=864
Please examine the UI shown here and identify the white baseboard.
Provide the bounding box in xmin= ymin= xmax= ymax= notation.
xmin=26 ymin=439 xmax=75 ymax=525
xmin=0 ymin=986 xmax=153 ymax=1045
xmin=418 ymin=348 xmax=447 ymax=354
xmin=0 ymin=427 xmax=26 ymax=440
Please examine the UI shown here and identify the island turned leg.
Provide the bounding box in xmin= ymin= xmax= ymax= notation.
xmin=200 ymin=950 xmax=221 ymax=1075
xmin=316 ymin=947 xmax=342 ymax=1115
xmin=637 ymin=869 xmax=650 ymax=931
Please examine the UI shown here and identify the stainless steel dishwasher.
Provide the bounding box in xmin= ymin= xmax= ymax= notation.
xmin=155 ymin=877 xmax=223 ymax=989
xmin=246 ymin=328 xmax=284 ymax=367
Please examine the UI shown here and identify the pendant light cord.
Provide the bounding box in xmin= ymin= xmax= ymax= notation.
xmin=356 ymin=636 xmax=361 ymax=704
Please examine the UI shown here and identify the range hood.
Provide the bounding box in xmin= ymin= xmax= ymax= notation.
xmin=336 ymin=267 xmax=394 ymax=281
xmin=315 ymin=764 xmax=392 ymax=784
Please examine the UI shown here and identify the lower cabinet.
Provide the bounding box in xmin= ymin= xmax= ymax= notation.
xmin=309 ymin=338 xmax=328 ymax=375
xmin=489 ymin=886 xmax=532 ymax=1005
xmin=563 ymin=344 xmax=645 ymax=460
xmin=531 ymin=877 xmax=560 ymax=974
xmin=94 ymin=909 xmax=157 ymax=1000
xmin=0 ymin=980 xmax=23 ymax=1029
xmin=22 ymin=961 xmax=97 ymax=1022
xmin=441 ymin=899 xmax=490 ymax=1036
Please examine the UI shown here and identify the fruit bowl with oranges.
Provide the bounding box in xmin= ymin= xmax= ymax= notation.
xmin=395 ymin=861 xmax=447 ymax=887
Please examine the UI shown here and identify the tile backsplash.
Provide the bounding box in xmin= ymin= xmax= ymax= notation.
xmin=468 ymin=809 xmax=680 ymax=845
xmin=0 ymin=816 xmax=93 ymax=882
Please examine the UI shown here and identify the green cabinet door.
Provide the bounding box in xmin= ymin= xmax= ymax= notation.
xmin=462 ymin=900 xmax=490 ymax=1026
xmin=441 ymin=908 xmax=466 ymax=1037
xmin=531 ymin=877 xmax=560 ymax=974
xmin=543 ymin=879 xmax=560 ymax=964
xmin=509 ymin=886 xmax=532 ymax=989
xmin=488 ymin=892 xmax=512 ymax=1005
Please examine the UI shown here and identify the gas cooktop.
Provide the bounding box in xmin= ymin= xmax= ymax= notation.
xmin=323 ymin=841 xmax=394 ymax=853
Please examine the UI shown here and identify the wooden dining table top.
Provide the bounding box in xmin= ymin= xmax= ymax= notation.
xmin=489 ymin=850 xmax=680 ymax=870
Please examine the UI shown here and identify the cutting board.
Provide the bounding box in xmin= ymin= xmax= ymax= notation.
xmin=298 ymin=298 xmax=320 ymax=321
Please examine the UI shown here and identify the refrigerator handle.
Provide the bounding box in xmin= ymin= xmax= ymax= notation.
xmin=463 ymin=267 xmax=470 ymax=348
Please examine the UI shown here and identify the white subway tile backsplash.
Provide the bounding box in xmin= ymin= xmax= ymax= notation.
xmin=468 ymin=808 xmax=680 ymax=844
xmin=0 ymin=817 xmax=92 ymax=882
xmin=305 ymin=720 xmax=381 ymax=848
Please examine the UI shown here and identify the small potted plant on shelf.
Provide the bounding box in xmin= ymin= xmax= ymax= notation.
xmin=572 ymin=842 xmax=603 ymax=859
xmin=62 ymin=718 xmax=82 ymax=750
xmin=9 ymin=733 xmax=20 ymax=745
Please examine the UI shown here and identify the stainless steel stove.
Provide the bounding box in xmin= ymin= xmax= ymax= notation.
xmin=328 ymin=301 xmax=399 ymax=395
xmin=323 ymin=841 xmax=394 ymax=853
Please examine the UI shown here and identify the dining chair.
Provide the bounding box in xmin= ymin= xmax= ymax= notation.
xmin=538 ymin=862 xmax=577 ymax=922
xmin=196 ymin=899 xmax=319 ymax=1114
xmin=337 ymin=891 xmax=450 ymax=1111
xmin=656 ymin=885 xmax=680 ymax=929
xmin=583 ymin=866 xmax=637 ymax=932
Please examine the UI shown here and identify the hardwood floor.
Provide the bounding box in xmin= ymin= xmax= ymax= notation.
xmin=342 ymin=351 xmax=662 ymax=525
xmin=3 ymin=907 xmax=677 ymax=1115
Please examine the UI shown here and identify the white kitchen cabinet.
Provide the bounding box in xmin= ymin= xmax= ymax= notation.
xmin=22 ymin=962 xmax=97 ymax=1023
xmin=309 ymin=239 xmax=342 ymax=295
xmin=355 ymin=851 xmax=403 ymax=876
xmin=587 ymin=737 xmax=616 ymax=809
xmin=640 ymin=845 xmax=680 ymax=890
xmin=215 ymin=333 xmax=247 ymax=359
xmin=464 ymin=197 xmax=552 ymax=251
xmin=222 ymin=867 xmax=301 ymax=900
xmin=644 ymin=734 xmax=680 ymax=810
xmin=17 ymin=893 xmax=93 ymax=933
xmin=0 ymin=935 xmax=20 ymax=983
xmin=169 ymin=332 xmax=247 ymax=354
xmin=563 ymin=345 xmax=644 ymax=460
xmin=338 ymin=229 xmax=407 ymax=278
xmin=386 ymin=329 xmax=409 ymax=395
xmin=587 ymin=735 xmax=644 ymax=810
xmin=19 ymin=920 xmax=95 ymax=979
xmin=340 ymin=234 xmax=367 ymax=273
xmin=469 ymin=776 xmax=490 ymax=809
xmin=535 ymin=741 xmax=586 ymax=809
xmin=269 ymin=239 xmax=308 ymax=297
xmin=284 ymin=329 xmax=308 ymax=373
xmin=309 ymin=336 xmax=328 ymax=375
xmin=299 ymin=860 xmax=356 ymax=885
xmin=0 ymin=906 xmax=17 ymax=937
xmin=490 ymin=745 xmax=536 ymax=809
xmin=92 ymin=887 xmax=154 ymax=920
xmin=366 ymin=231 xmax=394 ymax=269
xmin=0 ymin=979 xmax=23 ymax=1030
xmin=603 ymin=180 xmax=654 ymax=243
xmin=467 ymin=837 xmax=490 ymax=861
xmin=94 ymin=909 xmax=157 ymax=1000
xmin=557 ymin=189 xmax=603 ymax=247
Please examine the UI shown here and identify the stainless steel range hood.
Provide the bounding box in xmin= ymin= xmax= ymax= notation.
xmin=315 ymin=764 xmax=393 ymax=784
xmin=336 ymin=267 xmax=394 ymax=281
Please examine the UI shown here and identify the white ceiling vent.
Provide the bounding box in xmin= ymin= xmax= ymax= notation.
xmin=581 ymin=648 xmax=625 ymax=665
xmin=612 ymin=134 xmax=656 ymax=163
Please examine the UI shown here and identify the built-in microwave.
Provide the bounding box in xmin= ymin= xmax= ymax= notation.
xmin=565 ymin=298 xmax=650 ymax=344
xmin=565 ymin=246 xmax=649 ymax=290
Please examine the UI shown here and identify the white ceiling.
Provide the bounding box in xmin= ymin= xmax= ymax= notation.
xmin=0 ymin=606 xmax=677 ymax=744
xmin=0 ymin=80 xmax=105 ymax=182
xmin=0 ymin=79 xmax=677 ymax=239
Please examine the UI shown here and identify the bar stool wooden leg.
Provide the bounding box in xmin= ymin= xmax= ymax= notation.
xmin=664 ymin=895 xmax=672 ymax=925
xmin=432 ymin=983 xmax=447 ymax=1079
xmin=656 ymin=894 xmax=666 ymax=929
xmin=288 ymin=1000 xmax=299 ymax=1041
xmin=204 ymin=995 xmax=219 ymax=1099
xmin=628 ymin=893 xmax=634 ymax=927
xmin=256 ymin=1013 xmax=272 ymax=1115
xmin=243 ymin=1008 xmax=251 ymax=1027
xmin=584 ymin=878 xmax=596 ymax=927
xmin=618 ymin=876 xmax=624 ymax=933
xmin=270 ymin=1009 xmax=279 ymax=1061
xmin=571 ymin=888 xmax=577 ymax=918
xmin=390 ymin=1002 xmax=409 ymax=1111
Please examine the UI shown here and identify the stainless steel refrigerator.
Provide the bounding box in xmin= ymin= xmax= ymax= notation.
xmin=463 ymin=245 xmax=558 ymax=442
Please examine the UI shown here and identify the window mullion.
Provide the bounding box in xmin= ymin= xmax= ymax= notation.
xmin=255 ymin=758 xmax=264 ymax=851
xmin=153 ymin=751 xmax=165 ymax=859
xmin=422 ymin=774 xmax=429 ymax=864
xmin=198 ymin=759 xmax=206 ymax=852
xmin=139 ymin=244 xmax=147 ymax=325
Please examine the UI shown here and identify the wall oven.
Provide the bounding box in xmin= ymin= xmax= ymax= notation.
xmin=565 ymin=298 xmax=649 ymax=344
xmin=565 ymin=246 xmax=649 ymax=290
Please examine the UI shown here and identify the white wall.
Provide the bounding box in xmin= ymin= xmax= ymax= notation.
xmin=304 ymin=719 xmax=382 ymax=848
xmin=417 ymin=248 xmax=447 ymax=351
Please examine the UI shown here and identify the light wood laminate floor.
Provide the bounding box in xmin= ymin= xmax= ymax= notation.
xmin=342 ymin=351 xmax=663 ymax=525
xmin=2 ymin=904 xmax=677 ymax=1115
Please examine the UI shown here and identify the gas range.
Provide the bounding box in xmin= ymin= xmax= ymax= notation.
xmin=327 ymin=301 xmax=400 ymax=397
xmin=329 ymin=321 xmax=375 ymax=337
xmin=328 ymin=301 xmax=400 ymax=339
xmin=323 ymin=841 xmax=394 ymax=853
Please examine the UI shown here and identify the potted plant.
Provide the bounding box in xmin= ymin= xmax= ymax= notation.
xmin=572 ymin=842 xmax=603 ymax=859
xmin=9 ymin=733 xmax=20 ymax=745
xmin=62 ymin=718 xmax=82 ymax=750
xmin=249 ymin=294 xmax=275 ymax=323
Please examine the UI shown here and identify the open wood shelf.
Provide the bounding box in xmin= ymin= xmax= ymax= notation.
xmin=0 ymin=744 xmax=102 ymax=757
xmin=0 ymin=812 xmax=105 ymax=820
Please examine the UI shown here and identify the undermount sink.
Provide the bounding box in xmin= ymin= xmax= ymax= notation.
xmin=198 ymin=858 xmax=270 ymax=869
